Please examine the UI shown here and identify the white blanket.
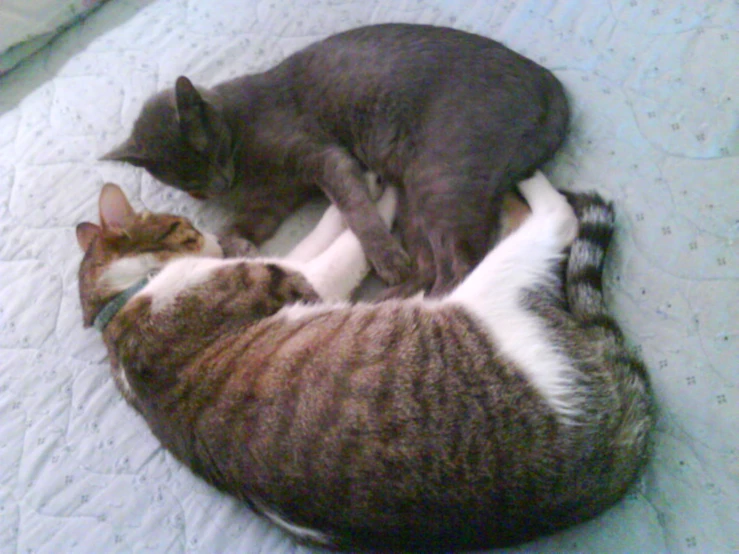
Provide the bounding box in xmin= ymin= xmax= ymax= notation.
xmin=0 ymin=0 xmax=736 ymax=552
xmin=0 ymin=0 xmax=107 ymax=75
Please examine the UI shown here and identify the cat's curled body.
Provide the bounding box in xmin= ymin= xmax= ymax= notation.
xmin=103 ymin=23 xmax=569 ymax=297
xmin=76 ymin=173 xmax=653 ymax=552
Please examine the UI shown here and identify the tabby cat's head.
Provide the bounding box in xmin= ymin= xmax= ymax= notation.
xmin=101 ymin=76 xmax=235 ymax=200
xmin=76 ymin=183 xmax=223 ymax=327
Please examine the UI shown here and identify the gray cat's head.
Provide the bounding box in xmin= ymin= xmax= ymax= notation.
xmin=102 ymin=76 xmax=235 ymax=199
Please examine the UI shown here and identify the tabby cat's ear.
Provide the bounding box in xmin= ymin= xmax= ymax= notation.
xmin=100 ymin=138 xmax=149 ymax=167
xmin=99 ymin=183 xmax=136 ymax=232
xmin=174 ymin=75 xmax=210 ymax=152
xmin=76 ymin=222 xmax=101 ymax=252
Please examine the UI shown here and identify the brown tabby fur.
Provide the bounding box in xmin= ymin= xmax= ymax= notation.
xmin=76 ymin=179 xmax=653 ymax=552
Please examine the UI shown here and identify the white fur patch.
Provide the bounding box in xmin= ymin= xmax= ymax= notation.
xmin=276 ymin=301 xmax=349 ymax=322
xmin=446 ymin=172 xmax=581 ymax=421
xmin=198 ymin=254 xmax=358 ymax=306
xmin=448 ymin=261 xmax=578 ymax=419
xmin=301 ymin=229 xmax=371 ymax=302
xmin=261 ymin=507 xmax=330 ymax=545
xmin=284 ymin=205 xmax=346 ymax=263
xmin=115 ymin=364 xmax=133 ymax=398
xmin=283 ymin=171 xmax=383 ymax=265
xmin=100 ymin=231 xmax=222 ymax=296
xmin=250 ymin=250 xmax=368 ymax=303
xmin=101 ymin=254 xmax=160 ymax=293
xmin=142 ymin=257 xmax=242 ymax=313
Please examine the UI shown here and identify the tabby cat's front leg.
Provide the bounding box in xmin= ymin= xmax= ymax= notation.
xmin=301 ymin=186 xmax=398 ymax=302
xmin=304 ymin=146 xmax=411 ymax=285
xmin=285 ymin=172 xmax=382 ymax=263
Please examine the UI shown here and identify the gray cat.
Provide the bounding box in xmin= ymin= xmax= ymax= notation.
xmin=102 ymin=23 xmax=569 ymax=298
xmin=76 ymin=172 xmax=653 ymax=552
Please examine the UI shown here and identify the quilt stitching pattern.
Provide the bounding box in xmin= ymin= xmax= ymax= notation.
xmin=0 ymin=0 xmax=736 ymax=552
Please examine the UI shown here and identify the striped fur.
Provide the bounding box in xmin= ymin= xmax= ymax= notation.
xmin=565 ymin=192 xmax=621 ymax=322
xmin=563 ymin=192 xmax=654 ymax=447
xmin=447 ymin=172 xmax=581 ymax=420
xmin=75 ymin=179 xmax=654 ymax=552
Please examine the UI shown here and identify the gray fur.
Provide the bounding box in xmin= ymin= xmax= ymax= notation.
xmin=102 ymin=23 xmax=569 ymax=297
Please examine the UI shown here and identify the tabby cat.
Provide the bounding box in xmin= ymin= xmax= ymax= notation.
xmin=75 ymin=173 xmax=653 ymax=552
xmin=102 ymin=23 xmax=569 ymax=297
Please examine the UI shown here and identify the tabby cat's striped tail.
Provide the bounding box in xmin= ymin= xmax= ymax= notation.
xmin=563 ymin=192 xmax=615 ymax=323
xmin=564 ymin=191 xmax=654 ymax=492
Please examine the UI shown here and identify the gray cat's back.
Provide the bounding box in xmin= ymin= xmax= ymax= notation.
xmin=272 ymin=23 xmax=565 ymax=162
xmin=293 ymin=23 xmax=549 ymax=78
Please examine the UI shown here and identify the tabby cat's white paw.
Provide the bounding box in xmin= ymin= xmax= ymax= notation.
xmin=517 ymin=171 xmax=578 ymax=248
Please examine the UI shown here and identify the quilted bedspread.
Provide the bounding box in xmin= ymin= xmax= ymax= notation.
xmin=0 ymin=0 xmax=109 ymax=76
xmin=0 ymin=0 xmax=736 ymax=552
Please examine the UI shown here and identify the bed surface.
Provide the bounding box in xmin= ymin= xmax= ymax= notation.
xmin=0 ymin=0 xmax=736 ymax=552
xmin=0 ymin=0 xmax=108 ymax=76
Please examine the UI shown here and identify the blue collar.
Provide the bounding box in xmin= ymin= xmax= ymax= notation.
xmin=93 ymin=277 xmax=150 ymax=332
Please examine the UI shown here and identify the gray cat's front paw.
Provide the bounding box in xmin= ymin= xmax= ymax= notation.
xmin=370 ymin=242 xmax=413 ymax=286
xmin=217 ymin=234 xmax=259 ymax=258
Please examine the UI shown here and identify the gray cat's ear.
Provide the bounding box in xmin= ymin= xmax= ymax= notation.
xmin=76 ymin=222 xmax=101 ymax=252
xmin=174 ymin=75 xmax=210 ymax=152
xmin=101 ymin=138 xmax=148 ymax=167
xmin=99 ymin=183 xmax=136 ymax=232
